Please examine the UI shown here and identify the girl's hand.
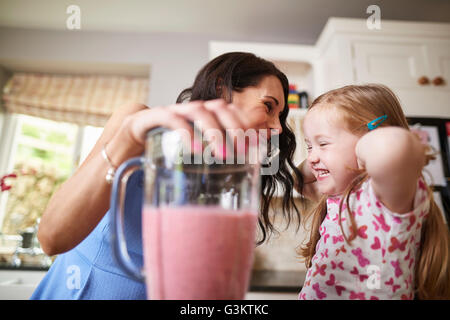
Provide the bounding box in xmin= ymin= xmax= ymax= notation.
xmin=355 ymin=127 xmax=426 ymax=213
xmin=410 ymin=129 xmax=436 ymax=167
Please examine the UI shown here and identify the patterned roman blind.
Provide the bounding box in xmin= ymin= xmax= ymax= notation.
xmin=2 ymin=73 xmax=149 ymax=127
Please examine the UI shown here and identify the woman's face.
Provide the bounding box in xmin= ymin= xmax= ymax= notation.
xmin=231 ymin=75 xmax=285 ymax=137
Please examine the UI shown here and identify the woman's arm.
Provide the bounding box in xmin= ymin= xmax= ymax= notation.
xmin=38 ymin=100 xmax=247 ymax=255
xmin=38 ymin=102 xmax=147 ymax=256
xmin=355 ymin=127 xmax=426 ymax=214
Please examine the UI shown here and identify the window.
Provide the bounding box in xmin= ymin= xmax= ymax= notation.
xmin=0 ymin=71 xmax=148 ymax=239
xmin=0 ymin=114 xmax=103 ymax=235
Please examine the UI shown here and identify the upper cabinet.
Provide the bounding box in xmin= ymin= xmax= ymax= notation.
xmin=314 ymin=18 xmax=450 ymax=118
xmin=353 ymin=39 xmax=450 ymax=90
xmin=428 ymin=43 xmax=450 ymax=87
xmin=352 ymin=40 xmax=430 ymax=87
xmin=351 ymin=39 xmax=450 ymax=117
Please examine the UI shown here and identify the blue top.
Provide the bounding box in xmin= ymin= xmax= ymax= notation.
xmin=30 ymin=170 xmax=146 ymax=300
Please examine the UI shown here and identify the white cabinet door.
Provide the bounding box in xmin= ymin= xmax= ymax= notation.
xmin=396 ymin=42 xmax=450 ymax=117
xmin=428 ymin=42 xmax=450 ymax=88
xmin=352 ymin=40 xmax=450 ymax=117
xmin=352 ymin=41 xmax=429 ymax=88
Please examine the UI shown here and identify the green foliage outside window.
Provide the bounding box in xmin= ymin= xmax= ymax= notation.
xmin=1 ymin=116 xmax=76 ymax=235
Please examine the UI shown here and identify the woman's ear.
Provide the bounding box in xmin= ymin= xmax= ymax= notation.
xmin=215 ymin=78 xmax=230 ymax=101
xmin=216 ymin=78 xmax=224 ymax=97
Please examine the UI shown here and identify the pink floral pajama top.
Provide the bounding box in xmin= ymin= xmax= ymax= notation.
xmin=299 ymin=178 xmax=429 ymax=300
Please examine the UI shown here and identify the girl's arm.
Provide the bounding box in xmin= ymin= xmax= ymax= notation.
xmin=355 ymin=127 xmax=427 ymax=214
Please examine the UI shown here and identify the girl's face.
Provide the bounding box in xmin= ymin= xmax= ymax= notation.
xmin=303 ymin=106 xmax=361 ymax=197
xmin=231 ymin=75 xmax=285 ymax=137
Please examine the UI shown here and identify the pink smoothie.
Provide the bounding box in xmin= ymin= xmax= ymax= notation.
xmin=142 ymin=205 xmax=258 ymax=300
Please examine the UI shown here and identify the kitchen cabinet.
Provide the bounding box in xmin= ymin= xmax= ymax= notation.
xmin=352 ymin=41 xmax=430 ymax=88
xmin=350 ymin=41 xmax=448 ymax=117
xmin=315 ymin=19 xmax=450 ymax=117
xmin=428 ymin=43 xmax=450 ymax=84
xmin=352 ymin=39 xmax=450 ymax=117
xmin=351 ymin=39 xmax=450 ymax=90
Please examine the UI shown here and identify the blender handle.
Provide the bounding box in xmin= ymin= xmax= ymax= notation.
xmin=110 ymin=156 xmax=146 ymax=282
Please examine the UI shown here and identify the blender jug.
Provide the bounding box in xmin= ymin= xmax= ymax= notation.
xmin=110 ymin=127 xmax=261 ymax=299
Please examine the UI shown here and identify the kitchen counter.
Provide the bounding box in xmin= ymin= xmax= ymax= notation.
xmin=0 ymin=266 xmax=305 ymax=300
xmin=249 ymin=270 xmax=305 ymax=293
xmin=0 ymin=263 xmax=306 ymax=297
xmin=0 ymin=262 xmax=49 ymax=271
xmin=0 ymin=264 xmax=306 ymax=291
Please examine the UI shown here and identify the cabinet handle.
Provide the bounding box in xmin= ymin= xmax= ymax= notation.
xmin=432 ymin=76 xmax=445 ymax=86
xmin=417 ymin=76 xmax=430 ymax=85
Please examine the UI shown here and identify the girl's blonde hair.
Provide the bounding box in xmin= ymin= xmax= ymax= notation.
xmin=298 ymin=84 xmax=450 ymax=300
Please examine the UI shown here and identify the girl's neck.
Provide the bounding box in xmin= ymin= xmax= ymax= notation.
xmin=327 ymin=193 xmax=343 ymax=200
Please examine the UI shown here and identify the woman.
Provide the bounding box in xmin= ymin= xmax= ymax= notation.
xmin=31 ymin=52 xmax=318 ymax=299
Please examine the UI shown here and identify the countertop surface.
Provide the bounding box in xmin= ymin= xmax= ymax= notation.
xmin=0 ymin=262 xmax=49 ymax=271
xmin=249 ymin=270 xmax=305 ymax=293
xmin=0 ymin=262 xmax=305 ymax=293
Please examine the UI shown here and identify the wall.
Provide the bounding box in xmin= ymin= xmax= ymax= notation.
xmin=0 ymin=27 xmax=212 ymax=107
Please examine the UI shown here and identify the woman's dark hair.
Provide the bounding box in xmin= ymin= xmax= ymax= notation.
xmin=176 ymin=52 xmax=305 ymax=245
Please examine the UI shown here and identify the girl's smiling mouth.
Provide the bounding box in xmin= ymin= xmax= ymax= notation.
xmin=315 ymin=169 xmax=330 ymax=180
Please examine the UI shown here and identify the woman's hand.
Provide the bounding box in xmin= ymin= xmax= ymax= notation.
xmin=299 ymin=159 xmax=316 ymax=184
xmin=297 ymin=159 xmax=320 ymax=202
xmin=106 ymin=99 xmax=250 ymax=165
xmin=38 ymin=99 xmax=250 ymax=255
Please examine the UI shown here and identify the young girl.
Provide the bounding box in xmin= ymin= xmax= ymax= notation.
xmin=298 ymin=84 xmax=450 ymax=300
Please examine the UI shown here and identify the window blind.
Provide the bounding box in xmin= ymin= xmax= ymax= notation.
xmin=2 ymin=72 xmax=149 ymax=127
